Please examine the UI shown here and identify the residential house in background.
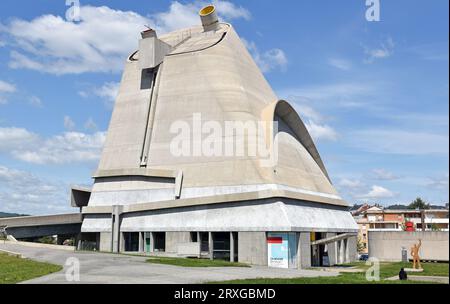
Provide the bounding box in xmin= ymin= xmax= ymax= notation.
xmin=352 ymin=204 xmax=449 ymax=253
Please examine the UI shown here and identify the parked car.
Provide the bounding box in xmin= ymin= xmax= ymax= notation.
xmin=359 ymin=254 xmax=369 ymax=261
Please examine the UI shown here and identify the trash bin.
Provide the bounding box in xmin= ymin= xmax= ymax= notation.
xmin=401 ymin=247 xmax=408 ymax=262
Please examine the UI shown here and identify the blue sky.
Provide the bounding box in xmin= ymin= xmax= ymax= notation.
xmin=0 ymin=0 xmax=448 ymax=214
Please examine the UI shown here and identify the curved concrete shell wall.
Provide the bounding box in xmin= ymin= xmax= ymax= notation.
xmin=89 ymin=23 xmax=344 ymax=208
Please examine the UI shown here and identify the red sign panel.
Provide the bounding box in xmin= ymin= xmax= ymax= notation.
xmin=267 ymin=237 xmax=283 ymax=244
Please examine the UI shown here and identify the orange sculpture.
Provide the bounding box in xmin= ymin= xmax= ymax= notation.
xmin=410 ymin=239 xmax=422 ymax=269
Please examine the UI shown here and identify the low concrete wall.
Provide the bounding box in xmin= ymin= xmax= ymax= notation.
xmin=0 ymin=249 xmax=23 ymax=258
xmin=368 ymin=231 xmax=449 ymax=262
xmin=4 ymin=240 xmax=76 ymax=251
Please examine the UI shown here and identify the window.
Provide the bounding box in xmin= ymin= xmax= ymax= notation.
xmin=153 ymin=232 xmax=165 ymax=252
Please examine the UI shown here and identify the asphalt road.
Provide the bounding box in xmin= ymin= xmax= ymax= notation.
xmin=0 ymin=242 xmax=337 ymax=284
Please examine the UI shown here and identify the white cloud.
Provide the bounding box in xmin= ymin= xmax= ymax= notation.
xmin=0 ymin=80 xmax=16 ymax=93
xmin=84 ymin=117 xmax=97 ymax=131
xmin=2 ymin=2 xmax=251 ymax=75
xmin=28 ymin=95 xmax=43 ymax=107
xmin=0 ymin=80 xmax=16 ymax=105
xmin=328 ymin=58 xmax=351 ymax=71
xmin=243 ymin=39 xmax=288 ymax=73
xmin=0 ymin=127 xmax=105 ymax=165
xmin=94 ymin=81 xmax=120 ymax=108
xmin=64 ymin=115 xmax=75 ymax=130
xmin=283 ymin=83 xmax=373 ymax=104
xmin=291 ymin=101 xmax=338 ymax=142
xmin=0 ymin=127 xmax=38 ymax=150
xmin=339 ymin=178 xmax=363 ymax=189
xmin=427 ymin=174 xmax=449 ymax=191
xmin=305 ymin=120 xmax=338 ymax=141
xmin=372 ymin=168 xmax=398 ymax=180
xmin=348 ymin=129 xmax=449 ymax=155
xmin=0 ymin=165 xmax=73 ymax=215
xmin=363 ymin=37 xmax=395 ymax=63
xmin=154 ymin=1 xmax=250 ymax=33
xmin=213 ymin=0 xmax=251 ymax=20
xmin=359 ymin=185 xmax=395 ymax=199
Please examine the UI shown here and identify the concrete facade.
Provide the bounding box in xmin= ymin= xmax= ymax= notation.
xmin=166 ymin=232 xmax=191 ymax=253
xmin=237 ymin=232 xmax=267 ymax=266
xmin=368 ymin=231 xmax=449 ymax=262
xmin=77 ymin=5 xmax=358 ymax=268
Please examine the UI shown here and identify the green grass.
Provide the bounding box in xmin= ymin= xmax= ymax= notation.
xmin=208 ymin=262 xmax=449 ymax=284
xmin=0 ymin=252 xmax=62 ymax=284
xmin=146 ymin=256 xmax=250 ymax=267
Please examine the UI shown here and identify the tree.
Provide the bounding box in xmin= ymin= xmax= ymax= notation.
xmin=357 ymin=236 xmax=366 ymax=253
xmin=408 ymin=197 xmax=430 ymax=210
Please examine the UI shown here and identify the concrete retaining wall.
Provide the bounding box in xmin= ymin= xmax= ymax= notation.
xmin=4 ymin=240 xmax=76 ymax=251
xmin=368 ymin=231 xmax=449 ymax=262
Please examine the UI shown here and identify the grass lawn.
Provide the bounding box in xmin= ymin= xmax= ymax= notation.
xmin=208 ymin=262 xmax=449 ymax=284
xmin=147 ymin=256 xmax=250 ymax=267
xmin=0 ymin=252 xmax=62 ymax=284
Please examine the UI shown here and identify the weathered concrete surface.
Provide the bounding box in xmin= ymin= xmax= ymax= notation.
xmin=368 ymin=231 xmax=449 ymax=262
xmin=237 ymin=232 xmax=267 ymax=266
xmin=298 ymin=232 xmax=311 ymax=268
xmin=3 ymin=240 xmax=75 ymax=251
xmin=0 ymin=243 xmax=337 ymax=284
xmin=115 ymin=199 xmax=357 ymax=233
xmin=0 ymin=213 xmax=81 ymax=227
xmin=89 ymin=20 xmax=346 ymax=208
xmin=0 ymin=213 xmax=82 ymax=239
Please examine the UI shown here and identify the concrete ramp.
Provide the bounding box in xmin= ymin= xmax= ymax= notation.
xmin=0 ymin=213 xmax=82 ymax=239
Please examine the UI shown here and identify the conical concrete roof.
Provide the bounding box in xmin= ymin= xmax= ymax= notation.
xmin=88 ymin=21 xmax=346 ymax=209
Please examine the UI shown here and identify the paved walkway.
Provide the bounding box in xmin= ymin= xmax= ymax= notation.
xmin=0 ymin=243 xmax=337 ymax=284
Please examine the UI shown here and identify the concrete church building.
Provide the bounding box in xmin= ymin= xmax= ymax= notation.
xmin=75 ymin=5 xmax=358 ymax=269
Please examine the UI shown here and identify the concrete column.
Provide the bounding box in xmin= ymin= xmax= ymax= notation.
xmin=112 ymin=205 xmax=123 ymax=253
xmin=120 ymin=232 xmax=125 ymax=252
xmin=230 ymin=232 xmax=235 ymax=262
xmin=208 ymin=232 xmax=214 ymax=260
xmin=339 ymin=239 xmax=345 ymax=264
xmin=149 ymin=232 xmax=155 ymax=253
xmin=326 ymin=233 xmax=337 ymax=266
xmin=298 ymin=232 xmax=311 ymax=269
xmin=345 ymin=239 xmax=350 ymax=263
xmin=346 ymin=235 xmax=357 ymax=262
xmin=138 ymin=232 xmax=144 ymax=253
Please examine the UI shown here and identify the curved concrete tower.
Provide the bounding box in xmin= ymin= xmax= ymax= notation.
xmin=79 ymin=5 xmax=358 ymax=268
